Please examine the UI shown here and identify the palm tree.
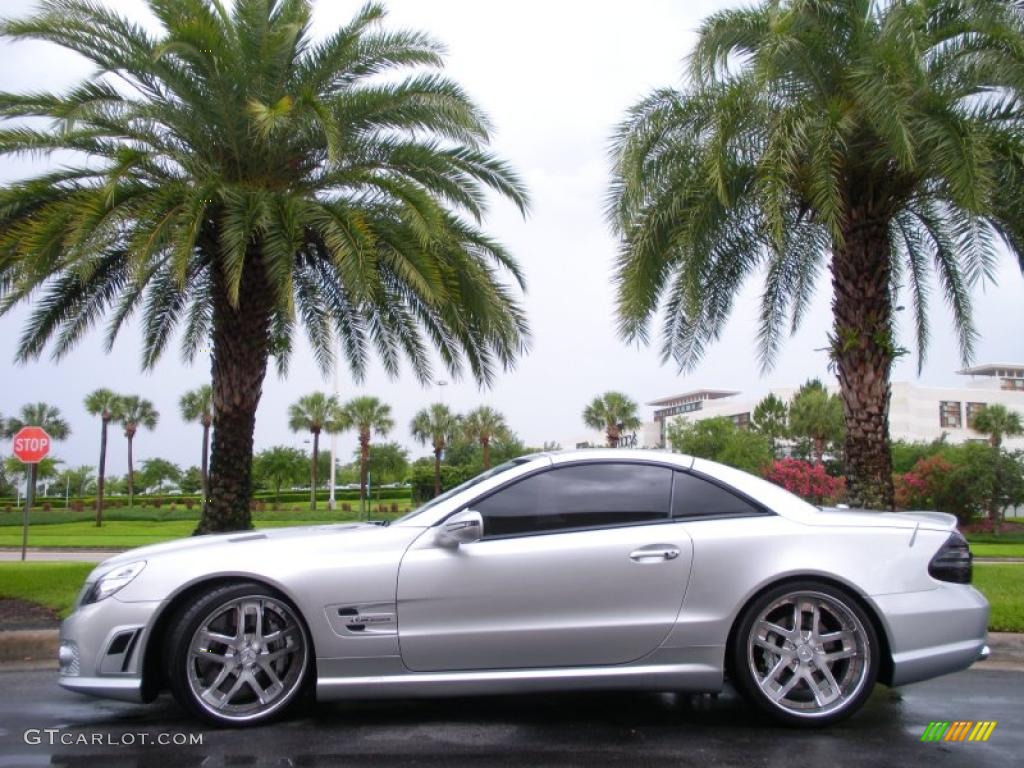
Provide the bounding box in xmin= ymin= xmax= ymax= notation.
xmin=3 ymin=403 xmax=70 ymax=510
xmin=582 ymin=392 xmax=641 ymax=448
xmin=179 ymin=385 xmax=214 ymax=508
xmin=609 ymin=0 xmax=1024 ymax=509
xmin=0 ymin=1 xmax=530 ymax=534
xmin=972 ymin=404 xmax=1024 ymax=533
xmin=117 ymin=396 xmax=158 ymax=509
xmin=788 ymin=380 xmax=845 ymax=465
xmin=83 ymin=389 xmax=121 ymax=526
xmin=463 ymin=406 xmax=510 ymax=469
xmin=338 ymin=396 xmax=394 ymax=508
xmin=411 ymin=404 xmax=461 ymax=496
xmin=752 ymin=393 xmax=788 ymax=458
xmin=972 ymin=404 xmax=1024 ymax=450
xmin=288 ymin=393 xmax=343 ymax=511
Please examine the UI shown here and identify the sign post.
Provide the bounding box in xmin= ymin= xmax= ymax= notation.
xmin=11 ymin=427 xmax=51 ymax=562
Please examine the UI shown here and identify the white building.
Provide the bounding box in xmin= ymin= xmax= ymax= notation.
xmin=646 ymin=363 xmax=1024 ymax=450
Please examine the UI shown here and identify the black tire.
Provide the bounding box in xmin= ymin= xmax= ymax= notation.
xmin=731 ymin=580 xmax=880 ymax=727
xmin=164 ymin=581 xmax=311 ymax=727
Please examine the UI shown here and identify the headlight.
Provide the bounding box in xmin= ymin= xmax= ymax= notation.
xmin=82 ymin=561 xmax=146 ymax=604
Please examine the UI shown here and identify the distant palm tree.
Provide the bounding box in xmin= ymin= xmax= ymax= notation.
xmin=338 ymin=397 xmax=394 ymax=508
xmin=0 ymin=0 xmax=530 ymax=535
xmin=58 ymin=465 xmax=95 ymax=498
xmin=463 ymin=406 xmax=510 ymax=469
xmin=4 ymin=403 xmax=71 ymax=506
xmin=84 ymin=389 xmax=122 ymax=526
xmin=411 ymin=404 xmax=461 ymax=496
xmin=973 ymin=404 xmax=1024 ymax=450
xmin=973 ymin=404 xmax=1024 ymax=533
xmin=288 ymin=393 xmax=343 ymax=511
xmin=583 ymin=393 xmax=641 ymax=448
xmin=179 ymin=385 xmax=214 ymax=508
xmin=609 ymin=0 xmax=1024 ymax=509
xmin=116 ymin=397 xmax=158 ymax=509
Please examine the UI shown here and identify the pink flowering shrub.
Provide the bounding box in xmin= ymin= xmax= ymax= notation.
xmin=893 ymin=455 xmax=954 ymax=510
xmin=763 ymin=458 xmax=846 ymax=504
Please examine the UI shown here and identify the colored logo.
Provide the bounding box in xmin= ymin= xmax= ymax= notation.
xmin=921 ymin=721 xmax=996 ymax=742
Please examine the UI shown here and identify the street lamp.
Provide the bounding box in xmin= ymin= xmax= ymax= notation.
xmin=436 ymin=380 xmax=448 ymax=404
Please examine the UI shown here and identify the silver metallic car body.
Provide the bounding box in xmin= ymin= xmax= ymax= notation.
xmin=58 ymin=450 xmax=989 ymax=707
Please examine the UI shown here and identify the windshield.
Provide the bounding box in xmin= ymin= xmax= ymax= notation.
xmin=392 ymin=456 xmax=539 ymax=524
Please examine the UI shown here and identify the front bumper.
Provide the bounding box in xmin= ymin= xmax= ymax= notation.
xmin=873 ymin=582 xmax=989 ymax=687
xmin=57 ymin=597 xmax=162 ymax=703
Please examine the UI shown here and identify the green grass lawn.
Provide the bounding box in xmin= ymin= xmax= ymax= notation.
xmin=970 ymin=543 xmax=1024 ymax=558
xmin=0 ymin=501 xmax=416 ymax=528
xmin=973 ymin=564 xmax=1024 ymax=633
xmin=0 ymin=562 xmax=93 ymax=618
xmin=0 ymin=517 xmax=412 ymax=548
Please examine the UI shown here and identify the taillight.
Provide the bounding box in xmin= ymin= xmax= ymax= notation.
xmin=928 ymin=531 xmax=972 ymax=584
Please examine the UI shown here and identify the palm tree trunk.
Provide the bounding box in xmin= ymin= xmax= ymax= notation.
xmin=832 ymin=215 xmax=895 ymax=510
xmin=197 ymin=250 xmax=274 ymax=534
xmin=95 ymin=416 xmax=108 ymax=527
xmin=359 ymin=431 xmax=370 ymax=504
xmin=607 ymin=425 xmax=621 ymax=448
xmin=433 ymin=447 xmax=442 ymax=497
xmin=200 ymin=422 xmax=210 ymax=506
xmin=482 ymin=437 xmax=491 ymax=470
xmin=126 ymin=430 xmax=135 ymax=509
xmin=311 ymin=430 xmax=320 ymax=512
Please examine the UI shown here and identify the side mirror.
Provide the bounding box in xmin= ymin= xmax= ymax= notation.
xmin=436 ymin=509 xmax=484 ymax=547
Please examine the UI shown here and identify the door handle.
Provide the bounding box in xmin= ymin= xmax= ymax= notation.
xmin=629 ymin=546 xmax=680 ymax=562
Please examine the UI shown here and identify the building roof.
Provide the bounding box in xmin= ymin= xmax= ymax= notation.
xmin=646 ymin=389 xmax=740 ymax=407
xmin=957 ymin=363 xmax=1024 ymax=377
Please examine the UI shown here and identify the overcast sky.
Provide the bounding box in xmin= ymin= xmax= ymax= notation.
xmin=1 ymin=0 xmax=1022 ymax=476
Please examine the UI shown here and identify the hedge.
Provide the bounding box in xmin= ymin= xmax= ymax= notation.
xmin=0 ymin=487 xmax=412 ymax=510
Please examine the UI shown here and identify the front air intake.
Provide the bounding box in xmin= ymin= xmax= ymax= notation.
xmin=928 ymin=531 xmax=972 ymax=584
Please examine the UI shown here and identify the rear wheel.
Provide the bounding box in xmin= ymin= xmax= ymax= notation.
xmin=732 ymin=581 xmax=879 ymax=726
xmin=165 ymin=582 xmax=310 ymax=726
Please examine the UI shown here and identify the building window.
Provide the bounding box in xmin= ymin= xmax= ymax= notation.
xmin=940 ymin=401 xmax=962 ymax=429
xmin=730 ymin=412 xmax=751 ymax=429
xmin=1002 ymin=378 xmax=1024 ymax=391
xmin=966 ymin=402 xmax=987 ymax=429
xmin=654 ymin=401 xmax=704 ymax=420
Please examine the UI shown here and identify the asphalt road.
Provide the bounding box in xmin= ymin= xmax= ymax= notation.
xmin=0 ymin=666 xmax=1018 ymax=768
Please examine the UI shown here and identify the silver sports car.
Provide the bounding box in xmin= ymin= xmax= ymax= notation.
xmin=58 ymin=450 xmax=989 ymax=727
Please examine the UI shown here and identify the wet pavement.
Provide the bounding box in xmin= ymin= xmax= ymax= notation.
xmin=0 ymin=665 xmax=1017 ymax=767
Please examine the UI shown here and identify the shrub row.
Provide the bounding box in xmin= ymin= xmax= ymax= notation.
xmin=0 ymin=487 xmax=412 ymax=510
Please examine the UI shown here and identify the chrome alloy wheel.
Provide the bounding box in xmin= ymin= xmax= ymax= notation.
xmin=746 ymin=590 xmax=870 ymax=718
xmin=186 ymin=596 xmax=307 ymax=722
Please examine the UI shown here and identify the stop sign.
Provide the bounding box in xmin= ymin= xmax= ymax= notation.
xmin=12 ymin=426 xmax=51 ymax=464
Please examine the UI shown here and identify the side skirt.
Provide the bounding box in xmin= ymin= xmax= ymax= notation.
xmin=316 ymin=662 xmax=722 ymax=700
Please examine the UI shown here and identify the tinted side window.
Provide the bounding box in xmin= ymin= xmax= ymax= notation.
xmin=475 ymin=463 xmax=672 ymax=538
xmin=671 ymin=471 xmax=763 ymax=518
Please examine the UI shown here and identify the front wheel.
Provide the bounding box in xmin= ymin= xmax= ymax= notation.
xmin=732 ymin=581 xmax=879 ymax=726
xmin=165 ymin=582 xmax=310 ymax=726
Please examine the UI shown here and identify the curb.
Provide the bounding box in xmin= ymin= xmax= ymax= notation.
xmin=1 ymin=629 xmax=1023 ymax=667
xmin=0 ymin=629 xmax=58 ymax=664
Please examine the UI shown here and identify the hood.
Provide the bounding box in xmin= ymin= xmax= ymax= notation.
xmin=807 ymin=507 xmax=959 ymax=531
xmin=97 ymin=522 xmax=379 ymax=569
